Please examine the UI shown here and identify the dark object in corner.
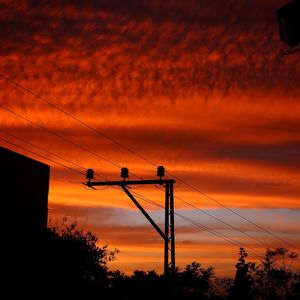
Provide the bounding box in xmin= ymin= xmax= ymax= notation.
xmin=0 ymin=147 xmax=49 ymax=240
xmin=277 ymin=0 xmax=300 ymax=47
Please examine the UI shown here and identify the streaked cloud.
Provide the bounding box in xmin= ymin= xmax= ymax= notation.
xmin=1 ymin=0 xmax=300 ymax=276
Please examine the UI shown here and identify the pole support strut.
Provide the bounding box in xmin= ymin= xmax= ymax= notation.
xmin=86 ymin=177 xmax=176 ymax=275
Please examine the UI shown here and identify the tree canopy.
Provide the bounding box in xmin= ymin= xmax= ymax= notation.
xmin=5 ymin=220 xmax=299 ymax=300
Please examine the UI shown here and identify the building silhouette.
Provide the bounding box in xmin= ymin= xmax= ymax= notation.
xmin=0 ymin=147 xmax=49 ymax=239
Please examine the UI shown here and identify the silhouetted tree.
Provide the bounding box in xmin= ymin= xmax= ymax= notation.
xmin=13 ymin=219 xmax=118 ymax=300
xmin=179 ymin=261 xmax=215 ymax=298
xmin=211 ymin=277 xmax=233 ymax=299
xmin=253 ymin=248 xmax=298 ymax=300
xmin=231 ymin=247 xmax=299 ymax=300
xmin=231 ymin=248 xmax=256 ymax=300
xmin=6 ymin=215 xmax=299 ymax=300
xmin=108 ymin=262 xmax=216 ymax=300
xmin=290 ymin=271 xmax=300 ymax=299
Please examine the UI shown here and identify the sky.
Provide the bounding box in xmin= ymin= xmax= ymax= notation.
xmin=0 ymin=0 xmax=300 ymax=277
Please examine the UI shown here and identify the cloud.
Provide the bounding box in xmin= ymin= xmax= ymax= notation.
xmin=2 ymin=118 xmax=300 ymax=209
xmin=1 ymin=0 xmax=300 ymax=276
xmin=47 ymin=202 xmax=300 ymax=275
xmin=1 ymin=0 xmax=300 ymax=108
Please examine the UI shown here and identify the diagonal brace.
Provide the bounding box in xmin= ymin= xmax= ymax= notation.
xmin=121 ymin=185 xmax=165 ymax=239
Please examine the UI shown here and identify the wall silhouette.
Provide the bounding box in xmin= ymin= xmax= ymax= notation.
xmin=0 ymin=146 xmax=49 ymax=238
xmin=1 ymin=147 xmax=50 ymax=298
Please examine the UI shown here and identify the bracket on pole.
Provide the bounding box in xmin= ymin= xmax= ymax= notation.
xmin=84 ymin=167 xmax=176 ymax=275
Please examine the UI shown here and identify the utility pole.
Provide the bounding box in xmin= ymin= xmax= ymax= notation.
xmin=85 ymin=166 xmax=176 ymax=275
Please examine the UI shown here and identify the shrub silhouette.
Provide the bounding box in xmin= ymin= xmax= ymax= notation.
xmin=108 ymin=262 xmax=216 ymax=300
xmin=5 ymin=219 xmax=299 ymax=300
xmin=11 ymin=219 xmax=117 ymax=300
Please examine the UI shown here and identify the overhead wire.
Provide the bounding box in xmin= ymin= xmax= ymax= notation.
xmin=0 ymin=72 xmax=298 ymax=251
xmin=155 ymin=186 xmax=273 ymax=249
xmin=1 ymin=129 xmax=88 ymax=173
xmin=0 ymin=129 xmax=111 ymax=183
xmin=0 ymin=72 xmax=156 ymax=167
xmin=167 ymin=175 xmax=299 ymax=251
xmin=0 ymin=105 xmax=276 ymax=251
xmin=0 ymin=134 xmax=264 ymax=259
xmin=0 ymin=104 xmax=121 ymax=169
xmin=0 ymin=137 xmax=84 ymax=176
xmin=0 ymin=128 xmax=274 ymax=250
xmin=129 ymin=191 xmax=264 ymax=259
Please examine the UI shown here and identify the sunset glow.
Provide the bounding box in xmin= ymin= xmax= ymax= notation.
xmin=1 ymin=0 xmax=299 ymax=277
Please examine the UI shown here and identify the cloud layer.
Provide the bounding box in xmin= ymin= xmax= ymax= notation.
xmin=1 ymin=0 xmax=300 ymax=276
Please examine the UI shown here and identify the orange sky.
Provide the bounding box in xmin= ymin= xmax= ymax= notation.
xmin=0 ymin=0 xmax=300 ymax=277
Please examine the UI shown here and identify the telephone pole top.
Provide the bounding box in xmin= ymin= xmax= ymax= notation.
xmin=84 ymin=166 xmax=176 ymax=275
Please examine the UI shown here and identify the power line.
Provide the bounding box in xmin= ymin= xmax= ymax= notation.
xmin=0 ymin=129 xmax=111 ymax=183
xmin=0 ymin=137 xmax=85 ymax=176
xmin=131 ymin=191 xmax=264 ymax=259
xmin=1 ymin=129 xmax=87 ymax=172
xmin=0 ymin=104 xmax=121 ymax=169
xmin=0 ymin=136 xmax=264 ymax=259
xmin=150 ymin=184 xmax=274 ymax=249
xmin=164 ymin=190 xmax=273 ymax=249
xmin=0 ymin=128 xmax=278 ymax=252
xmin=174 ymin=213 xmax=264 ymax=259
xmin=0 ymin=72 xmax=157 ymax=167
xmin=0 ymin=103 xmax=144 ymax=182
xmin=1 ymin=104 xmax=297 ymax=253
xmin=170 ymin=176 xmax=299 ymax=251
xmin=0 ymin=73 xmax=298 ymax=251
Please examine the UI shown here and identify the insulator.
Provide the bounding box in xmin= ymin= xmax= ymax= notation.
xmin=121 ymin=167 xmax=129 ymax=180
xmin=86 ymin=169 xmax=94 ymax=180
xmin=157 ymin=166 xmax=165 ymax=178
